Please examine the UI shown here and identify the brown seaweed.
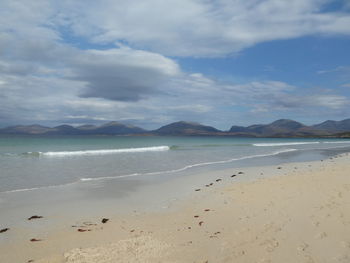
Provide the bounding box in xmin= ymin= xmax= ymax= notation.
xmin=28 ymin=215 xmax=43 ymax=220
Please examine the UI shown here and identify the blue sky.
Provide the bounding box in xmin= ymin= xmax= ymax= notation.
xmin=1 ymin=0 xmax=350 ymax=129
xmin=180 ymin=36 xmax=350 ymax=84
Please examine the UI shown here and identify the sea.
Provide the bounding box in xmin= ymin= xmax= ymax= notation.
xmin=1 ymin=135 xmax=350 ymax=194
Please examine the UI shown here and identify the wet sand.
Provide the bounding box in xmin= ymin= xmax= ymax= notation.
xmin=1 ymin=154 xmax=350 ymax=262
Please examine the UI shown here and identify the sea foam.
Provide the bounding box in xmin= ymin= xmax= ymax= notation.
xmin=323 ymin=141 xmax=350 ymax=144
xmin=253 ymin=142 xmax=320 ymax=147
xmin=23 ymin=146 xmax=170 ymax=157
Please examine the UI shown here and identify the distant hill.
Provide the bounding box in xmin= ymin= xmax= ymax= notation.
xmin=92 ymin=122 xmax=146 ymax=135
xmin=77 ymin=124 xmax=98 ymax=130
xmin=228 ymin=119 xmax=328 ymax=137
xmin=312 ymin=119 xmax=350 ymax=133
xmin=1 ymin=118 xmax=350 ymax=137
xmin=154 ymin=121 xmax=221 ymax=136
xmin=0 ymin=122 xmax=146 ymax=136
xmin=0 ymin=124 xmax=52 ymax=134
xmin=48 ymin=125 xmax=82 ymax=135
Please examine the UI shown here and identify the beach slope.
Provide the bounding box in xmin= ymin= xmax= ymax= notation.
xmin=2 ymin=155 xmax=350 ymax=263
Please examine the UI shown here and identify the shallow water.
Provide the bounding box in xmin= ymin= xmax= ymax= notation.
xmin=1 ymin=135 xmax=350 ymax=230
xmin=1 ymin=135 xmax=350 ymax=193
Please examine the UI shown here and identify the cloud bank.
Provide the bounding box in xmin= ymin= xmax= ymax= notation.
xmin=0 ymin=0 xmax=350 ymax=128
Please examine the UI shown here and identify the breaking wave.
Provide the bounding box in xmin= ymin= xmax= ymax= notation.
xmin=253 ymin=142 xmax=320 ymax=147
xmin=21 ymin=146 xmax=170 ymax=157
xmin=253 ymin=141 xmax=350 ymax=147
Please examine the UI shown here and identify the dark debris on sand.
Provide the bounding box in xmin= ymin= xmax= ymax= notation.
xmin=77 ymin=228 xmax=91 ymax=232
xmin=28 ymin=215 xmax=43 ymax=220
xmin=30 ymin=238 xmax=42 ymax=242
xmin=0 ymin=228 xmax=9 ymax=233
xmin=101 ymin=218 xmax=109 ymax=224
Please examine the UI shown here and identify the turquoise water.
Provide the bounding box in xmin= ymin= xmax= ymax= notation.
xmin=1 ymin=135 xmax=350 ymax=193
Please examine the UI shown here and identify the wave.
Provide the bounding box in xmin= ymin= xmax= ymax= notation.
xmin=21 ymin=146 xmax=170 ymax=157
xmin=193 ymin=143 xmax=252 ymax=148
xmin=323 ymin=141 xmax=350 ymax=144
xmin=253 ymin=142 xmax=320 ymax=147
xmin=1 ymin=148 xmax=298 ymax=193
xmin=79 ymin=148 xmax=298 ymax=182
xmin=0 ymin=182 xmax=77 ymax=194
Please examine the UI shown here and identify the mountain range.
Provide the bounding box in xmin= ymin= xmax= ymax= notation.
xmin=1 ymin=119 xmax=350 ymax=137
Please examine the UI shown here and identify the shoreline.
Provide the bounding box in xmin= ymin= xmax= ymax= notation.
xmin=1 ymin=153 xmax=350 ymax=262
xmin=1 ymin=146 xmax=347 ymax=230
xmin=2 ymin=144 xmax=350 ymax=195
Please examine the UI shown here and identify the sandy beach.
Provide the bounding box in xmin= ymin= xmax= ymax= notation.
xmin=3 ymin=0 xmax=350 ymax=262
xmin=1 ymin=154 xmax=350 ymax=263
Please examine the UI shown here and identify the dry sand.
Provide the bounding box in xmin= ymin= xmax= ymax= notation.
xmin=1 ymin=154 xmax=350 ymax=263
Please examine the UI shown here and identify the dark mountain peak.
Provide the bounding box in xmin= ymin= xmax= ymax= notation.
xmin=77 ymin=124 xmax=97 ymax=130
xmin=229 ymin=119 xmax=309 ymax=136
xmin=100 ymin=121 xmax=141 ymax=129
xmin=166 ymin=121 xmax=201 ymax=127
xmin=312 ymin=118 xmax=350 ymax=132
xmin=269 ymin=119 xmax=305 ymax=129
xmin=155 ymin=121 xmax=220 ymax=135
xmin=54 ymin=124 xmax=75 ymax=129
xmin=177 ymin=121 xmax=200 ymax=125
xmin=95 ymin=121 xmax=145 ymax=134
xmin=161 ymin=121 xmax=215 ymax=128
xmin=100 ymin=121 xmax=123 ymax=127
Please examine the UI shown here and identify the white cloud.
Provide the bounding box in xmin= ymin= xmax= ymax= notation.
xmin=2 ymin=1 xmax=350 ymax=59
xmin=65 ymin=115 xmax=109 ymax=121
xmin=167 ymin=104 xmax=212 ymax=114
xmin=311 ymin=94 xmax=348 ymax=109
xmin=317 ymin=66 xmax=350 ymax=74
xmin=52 ymin=0 xmax=350 ymax=57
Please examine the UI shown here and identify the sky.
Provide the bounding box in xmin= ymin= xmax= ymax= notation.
xmin=1 ymin=0 xmax=350 ymax=130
